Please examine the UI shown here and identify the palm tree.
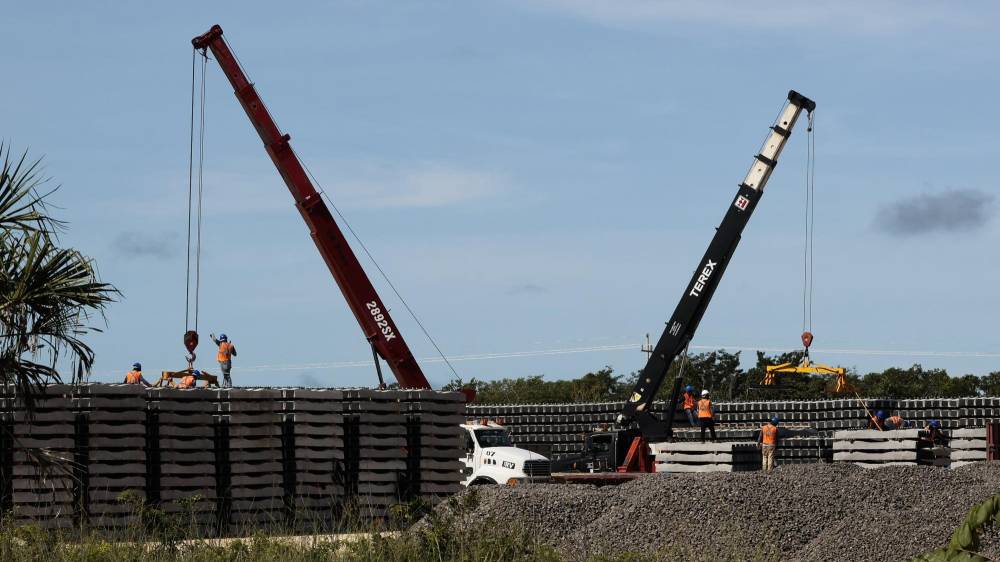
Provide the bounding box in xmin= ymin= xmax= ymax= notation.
xmin=0 ymin=143 xmax=118 ymax=404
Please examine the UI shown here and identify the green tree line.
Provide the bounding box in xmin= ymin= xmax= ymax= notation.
xmin=443 ymin=350 xmax=1000 ymax=404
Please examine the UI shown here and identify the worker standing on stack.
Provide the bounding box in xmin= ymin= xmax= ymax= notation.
xmin=886 ymin=412 xmax=906 ymax=430
xmin=758 ymin=416 xmax=780 ymax=472
xmin=697 ymin=390 xmax=717 ymax=443
xmin=123 ymin=363 xmax=151 ymax=386
xmin=211 ymin=333 xmax=237 ymax=388
xmin=682 ymin=385 xmax=697 ymax=427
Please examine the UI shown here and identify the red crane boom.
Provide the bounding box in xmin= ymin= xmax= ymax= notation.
xmin=192 ymin=24 xmax=431 ymax=390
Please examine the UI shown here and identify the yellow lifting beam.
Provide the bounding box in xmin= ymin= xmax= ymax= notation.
xmin=763 ymin=357 xmax=856 ymax=394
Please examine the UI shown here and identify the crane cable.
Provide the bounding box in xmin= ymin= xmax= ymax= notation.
xmin=185 ymin=49 xmax=208 ymax=334
xmin=297 ymin=157 xmax=462 ymax=382
xmin=802 ymin=111 xmax=816 ymax=336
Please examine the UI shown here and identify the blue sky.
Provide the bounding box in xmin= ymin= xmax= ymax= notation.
xmin=2 ymin=1 xmax=998 ymax=388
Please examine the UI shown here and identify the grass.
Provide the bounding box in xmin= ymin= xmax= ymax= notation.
xmin=0 ymin=490 xmax=565 ymax=562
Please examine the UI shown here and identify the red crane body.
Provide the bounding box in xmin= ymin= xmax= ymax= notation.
xmin=192 ymin=24 xmax=431 ymax=390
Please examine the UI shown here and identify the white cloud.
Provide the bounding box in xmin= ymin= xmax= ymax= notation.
xmin=328 ymin=162 xmax=502 ymax=209
xmin=523 ymin=0 xmax=979 ymax=35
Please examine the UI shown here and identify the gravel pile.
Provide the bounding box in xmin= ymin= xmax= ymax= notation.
xmin=427 ymin=463 xmax=1000 ymax=561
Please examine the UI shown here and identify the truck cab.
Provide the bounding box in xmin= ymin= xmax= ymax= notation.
xmin=460 ymin=420 xmax=551 ymax=485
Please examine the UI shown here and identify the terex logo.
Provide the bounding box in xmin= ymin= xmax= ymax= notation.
xmin=688 ymin=260 xmax=718 ymax=298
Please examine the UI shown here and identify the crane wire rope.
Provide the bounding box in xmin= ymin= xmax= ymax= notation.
xmin=185 ymin=49 xmax=208 ymax=334
xmin=802 ymin=111 xmax=816 ymax=335
xmin=296 ymin=156 xmax=462 ymax=382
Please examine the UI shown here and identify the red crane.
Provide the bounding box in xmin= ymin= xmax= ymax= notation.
xmin=191 ymin=24 xmax=431 ymax=390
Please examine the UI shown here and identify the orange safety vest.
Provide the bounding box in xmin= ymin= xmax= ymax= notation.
xmin=887 ymin=415 xmax=903 ymax=428
xmin=179 ymin=375 xmax=196 ymax=389
xmin=697 ymin=398 xmax=713 ymax=419
xmin=125 ymin=370 xmax=142 ymax=384
xmin=761 ymin=423 xmax=778 ymax=446
xmin=682 ymin=392 xmax=695 ymax=410
xmin=217 ymin=341 xmax=234 ymax=362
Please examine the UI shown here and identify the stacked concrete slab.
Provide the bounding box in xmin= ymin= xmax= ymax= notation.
xmin=469 ymin=396 xmax=1000 ymax=462
xmin=9 ymin=384 xmax=76 ymax=529
xmin=345 ymin=389 xmax=407 ymax=520
xmin=404 ymin=390 xmax=466 ymax=500
xmin=0 ymin=385 xmax=11 ymax=515
xmin=284 ymin=388 xmax=345 ymax=531
xmin=224 ymin=389 xmax=285 ymax=530
xmin=949 ymin=428 xmax=988 ymax=467
xmin=147 ymin=388 xmax=219 ymax=528
xmin=78 ymin=384 xmax=147 ymax=530
xmin=831 ymin=429 xmax=948 ymax=468
xmin=651 ymin=442 xmax=761 ymax=473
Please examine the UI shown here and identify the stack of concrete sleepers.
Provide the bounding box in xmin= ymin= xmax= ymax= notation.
xmin=284 ymin=388 xmax=344 ymax=530
xmin=1 ymin=385 xmax=11 ymax=515
xmin=832 ymin=429 xmax=943 ymax=468
xmin=345 ymin=389 xmax=406 ymax=520
xmin=949 ymin=428 xmax=987 ymax=467
xmin=224 ymin=388 xmax=285 ymax=531
xmin=79 ymin=384 xmax=147 ymax=531
xmin=651 ymin=442 xmax=762 ymax=473
xmin=775 ymin=437 xmax=833 ymax=465
xmin=9 ymin=384 xmax=77 ymax=529
xmin=148 ymin=387 xmax=219 ymax=528
xmin=405 ymin=390 xmax=466 ymax=502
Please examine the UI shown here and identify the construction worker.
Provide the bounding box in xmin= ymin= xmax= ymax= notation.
xmin=868 ymin=410 xmax=887 ymax=431
xmin=758 ymin=416 xmax=780 ymax=472
xmin=886 ymin=412 xmax=906 ymax=430
xmin=681 ymin=385 xmax=697 ymax=427
xmin=697 ymin=389 xmax=716 ymax=443
xmin=123 ymin=363 xmax=150 ymax=386
xmin=178 ymin=370 xmax=199 ymax=389
xmin=211 ymin=333 xmax=236 ymax=388
xmin=921 ymin=419 xmax=944 ymax=446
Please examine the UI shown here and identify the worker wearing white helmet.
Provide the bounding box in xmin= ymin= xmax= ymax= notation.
xmin=697 ymin=389 xmax=717 ymax=443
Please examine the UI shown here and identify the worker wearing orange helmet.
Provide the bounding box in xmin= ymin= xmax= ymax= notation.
xmin=211 ymin=332 xmax=237 ymax=388
xmin=123 ymin=363 xmax=151 ymax=386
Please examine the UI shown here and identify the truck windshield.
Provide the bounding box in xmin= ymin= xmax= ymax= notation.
xmin=474 ymin=429 xmax=513 ymax=448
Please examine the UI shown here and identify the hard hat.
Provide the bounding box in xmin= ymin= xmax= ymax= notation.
xmin=192 ymin=370 xmax=201 ymax=376
xmin=701 ymin=390 xmax=709 ymax=397
xmin=771 ymin=416 xmax=780 ymax=425
xmin=876 ymin=410 xmax=885 ymax=419
xmin=930 ymin=420 xmax=941 ymax=428
xmin=219 ymin=333 xmax=228 ymax=341
xmin=132 ymin=362 xmax=141 ymax=370
xmin=685 ymin=385 xmax=693 ymax=393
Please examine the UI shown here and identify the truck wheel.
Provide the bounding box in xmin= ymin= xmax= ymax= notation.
xmin=470 ymin=476 xmax=497 ymax=486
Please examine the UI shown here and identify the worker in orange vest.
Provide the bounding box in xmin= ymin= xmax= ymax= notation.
xmin=123 ymin=363 xmax=150 ymax=386
xmin=211 ymin=333 xmax=237 ymax=388
xmin=885 ymin=413 xmax=906 ymax=430
xmin=697 ymin=390 xmax=716 ymax=443
xmin=758 ymin=416 xmax=780 ymax=472
xmin=178 ymin=369 xmax=200 ymax=389
xmin=681 ymin=385 xmax=697 ymax=427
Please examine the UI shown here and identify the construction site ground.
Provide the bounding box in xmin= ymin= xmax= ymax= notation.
xmin=429 ymin=462 xmax=1000 ymax=561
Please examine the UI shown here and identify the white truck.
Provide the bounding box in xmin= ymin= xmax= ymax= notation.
xmin=460 ymin=420 xmax=551 ymax=485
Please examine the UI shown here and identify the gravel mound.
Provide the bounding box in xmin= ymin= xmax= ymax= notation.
xmin=427 ymin=463 xmax=1000 ymax=561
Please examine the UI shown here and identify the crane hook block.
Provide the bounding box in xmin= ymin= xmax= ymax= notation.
xmin=801 ymin=331 xmax=814 ymax=350
xmin=184 ymin=330 xmax=199 ymax=355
